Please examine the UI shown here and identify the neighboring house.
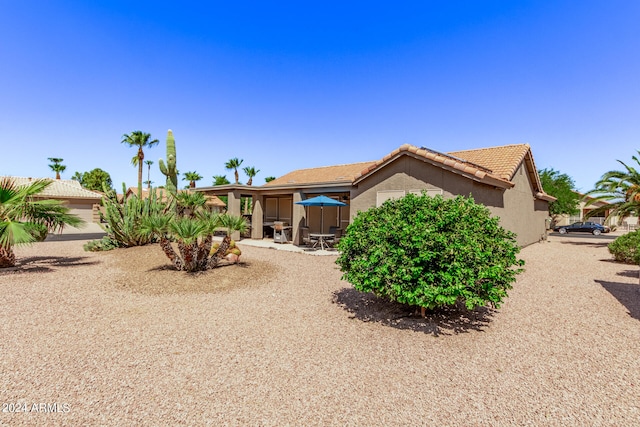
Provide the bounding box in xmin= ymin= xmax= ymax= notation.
xmin=122 ymin=187 xmax=226 ymax=211
xmin=556 ymin=192 xmax=638 ymax=230
xmin=196 ymin=143 xmax=554 ymax=247
xmin=5 ymin=177 xmax=103 ymax=223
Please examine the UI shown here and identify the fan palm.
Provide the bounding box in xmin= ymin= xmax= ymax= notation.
xmin=585 ymin=151 xmax=640 ymax=224
xmin=213 ymin=175 xmax=230 ymax=186
xmin=122 ymin=131 xmax=159 ymax=194
xmin=243 ymin=166 xmax=260 ymax=186
xmin=225 ymin=158 xmax=244 ymax=184
xmin=48 ymin=158 xmax=66 ymax=179
xmin=0 ymin=178 xmax=84 ymax=267
xmin=183 ymin=171 xmax=203 ymax=188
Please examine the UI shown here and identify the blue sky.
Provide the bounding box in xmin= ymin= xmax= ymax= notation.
xmin=1 ymin=1 xmax=638 ymax=192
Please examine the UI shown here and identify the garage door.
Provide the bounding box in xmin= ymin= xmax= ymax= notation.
xmin=65 ymin=203 xmax=95 ymax=223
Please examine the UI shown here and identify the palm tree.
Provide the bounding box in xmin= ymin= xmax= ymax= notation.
xmin=585 ymin=151 xmax=640 ymax=224
xmin=265 ymin=176 xmax=276 ymax=183
xmin=145 ymin=160 xmax=154 ymax=189
xmin=183 ymin=171 xmax=203 ymax=189
xmin=121 ymin=131 xmax=159 ymax=194
xmin=0 ymin=178 xmax=84 ymax=268
xmin=225 ymin=158 xmax=244 ymax=184
xmin=243 ymin=166 xmax=260 ymax=186
xmin=71 ymin=171 xmax=83 ymax=182
xmin=48 ymin=158 xmax=66 ymax=179
xmin=212 ymin=175 xmax=230 ymax=186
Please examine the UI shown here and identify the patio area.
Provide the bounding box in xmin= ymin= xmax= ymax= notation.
xmin=235 ymin=236 xmax=340 ymax=256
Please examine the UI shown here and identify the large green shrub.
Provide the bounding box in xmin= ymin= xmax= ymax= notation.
xmin=336 ymin=194 xmax=524 ymax=311
xmin=608 ymin=230 xmax=640 ymax=264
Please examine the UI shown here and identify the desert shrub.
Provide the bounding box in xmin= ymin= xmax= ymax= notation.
xmin=28 ymin=223 xmax=49 ymax=242
xmin=87 ymin=183 xmax=171 ymax=250
xmin=336 ymin=193 xmax=524 ymax=311
xmin=608 ymin=230 xmax=640 ymax=264
xmin=83 ymin=236 xmax=120 ymax=252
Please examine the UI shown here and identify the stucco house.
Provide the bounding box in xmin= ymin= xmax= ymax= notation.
xmin=555 ymin=192 xmax=638 ymax=230
xmin=196 ymin=143 xmax=554 ymax=247
xmin=5 ymin=177 xmax=103 ymax=223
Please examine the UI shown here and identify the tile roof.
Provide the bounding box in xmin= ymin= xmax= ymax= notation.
xmin=264 ymin=161 xmax=376 ymax=187
xmin=353 ymin=144 xmax=514 ymax=188
xmin=259 ymin=142 xmax=553 ymax=201
xmin=124 ymin=187 xmax=226 ymax=207
xmin=4 ymin=177 xmax=103 ymax=199
xmin=447 ymin=144 xmax=531 ymax=181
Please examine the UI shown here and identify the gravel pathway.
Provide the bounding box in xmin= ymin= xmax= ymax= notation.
xmin=1 ymin=235 xmax=639 ymax=426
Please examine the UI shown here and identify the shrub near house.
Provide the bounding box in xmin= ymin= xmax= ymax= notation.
xmin=336 ymin=193 xmax=524 ymax=312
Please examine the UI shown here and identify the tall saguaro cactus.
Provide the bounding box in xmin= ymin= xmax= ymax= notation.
xmin=159 ymin=129 xmax=178 ymax=194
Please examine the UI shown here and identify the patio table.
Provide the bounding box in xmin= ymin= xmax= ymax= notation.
xmin=309 ymin=233 xmax=335 ymax=250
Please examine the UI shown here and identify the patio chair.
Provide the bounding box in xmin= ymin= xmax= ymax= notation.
xmin=300 ymin=226 xmax=318 ymax=249
xmin=327 ymin=226 xmax=343 ymax=247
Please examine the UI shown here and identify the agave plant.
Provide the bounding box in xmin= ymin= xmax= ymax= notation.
xmin=0 ymin=178 xmax=83 ymax=267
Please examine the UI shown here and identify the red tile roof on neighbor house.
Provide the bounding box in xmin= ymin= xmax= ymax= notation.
xmin=124 ymin=187 xmax=226 ymax=207
xmin=4 ymin=177 xmax=103 ymax=199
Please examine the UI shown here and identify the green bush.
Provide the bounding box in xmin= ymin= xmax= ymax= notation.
xmin=83 ymin=236 xmax=120 ymax=252
xmin=336 ymin=193 xmax=524 ymax=311
xmin=608 ymin=230 xmax=640 ymax=264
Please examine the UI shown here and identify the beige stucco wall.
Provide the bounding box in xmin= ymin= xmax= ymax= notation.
xmin=350 ymin=156 xmax=549 ymax=246
xmin=487 ymin=163 xmax=549 ymax=246
xmin=36 ymin=196 xmax=101 ymax=223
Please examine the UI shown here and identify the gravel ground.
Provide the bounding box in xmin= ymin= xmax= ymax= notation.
xmin=1 ymin=235 xmax=639 ymax=426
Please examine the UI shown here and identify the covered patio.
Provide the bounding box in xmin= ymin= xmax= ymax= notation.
xmin=195 ymin=183 xmax=351 ymax=246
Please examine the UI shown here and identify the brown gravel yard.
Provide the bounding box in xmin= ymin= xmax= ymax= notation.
xmin=1 ymin=234 xmax=640 ymax=426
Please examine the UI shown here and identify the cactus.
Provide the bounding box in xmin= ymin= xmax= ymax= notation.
xmin=159 ymin=129 xmax=178 ymax=194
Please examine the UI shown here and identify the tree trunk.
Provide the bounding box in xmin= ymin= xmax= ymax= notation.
xmin=208 ymin=235 xmax=231 ymax=268
xmin=197 ymin=235 xmax=213 ymax=270
xmin=0 ymin=246 xmax=17 ymax=268
xmin=137 ymin=148 xmax=144 ymax=197
xmin=180 ymin=243 xmax=200 ymax=272
xmin=159 ymin=237 xmax=184 ymax=270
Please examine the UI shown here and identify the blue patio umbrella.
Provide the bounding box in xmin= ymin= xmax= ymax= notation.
xmin=295 ymin=195 xmax=347 ymax=233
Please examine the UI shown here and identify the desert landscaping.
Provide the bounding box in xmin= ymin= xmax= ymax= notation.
xmin=1 ymin=233 xmax=639 ymax=426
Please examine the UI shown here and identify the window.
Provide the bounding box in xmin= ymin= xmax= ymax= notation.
xmin=376 ymin=190 xmax=405 ymax=207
